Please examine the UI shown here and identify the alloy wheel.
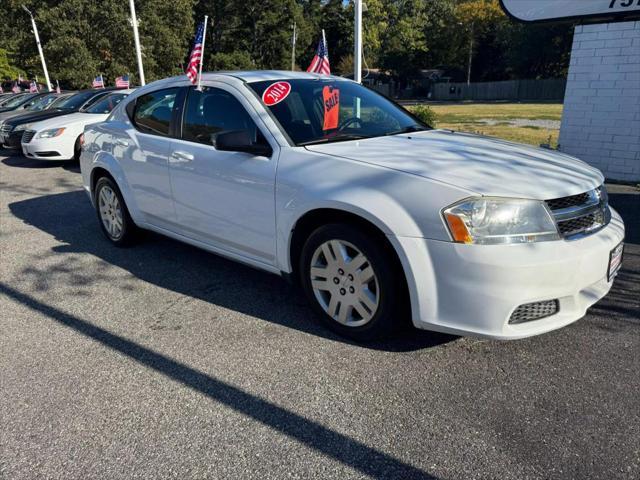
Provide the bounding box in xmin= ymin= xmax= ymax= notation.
xmin=309 ymin=239 xmax=380 ymax=327
xmin=98 ymin=185 xmax=124 ymax=240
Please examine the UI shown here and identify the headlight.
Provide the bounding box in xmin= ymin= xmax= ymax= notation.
xmin=443 ymin=197 xmax=560 ymax=245
xmin=37 ymin=127 xmax=66 ymax=139
xmin=13 ymin=124 xmax=30 ymax=132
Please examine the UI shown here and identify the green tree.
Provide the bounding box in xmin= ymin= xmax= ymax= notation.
xmin=0 ymin=48 xmax=23 ymax=81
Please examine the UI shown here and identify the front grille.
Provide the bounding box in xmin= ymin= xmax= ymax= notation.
xmin=545 ymin=187 xmax=609 ymax=239
xmin=22 ymin=130 xmax=36 ymax=143
xmin=34 ymin=151 xmax=60 ymax=157
xmin=557 ymin=210 xmax=606 ymax=237
xmin=546 ymin=192 xmax=591 ymax=211
xmin=509 ymin=300 xmax=559 ymax=324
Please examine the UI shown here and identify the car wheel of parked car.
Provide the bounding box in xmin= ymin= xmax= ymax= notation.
xmin=73 ymin=136 xmax=82 ymax=162
xmin=300 ymin=224 xmax=401 ymax=341
xmin=94 ymin=176 xmax=136 ymax=246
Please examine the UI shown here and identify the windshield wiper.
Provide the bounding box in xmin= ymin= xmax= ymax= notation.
xmin=298 ymin=133 xmax=371 ymax=147
xmin=384 ymin=125 xmax=429 ymax=136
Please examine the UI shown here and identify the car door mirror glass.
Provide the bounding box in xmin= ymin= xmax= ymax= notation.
xmin=215 ymin=130 xmax=272 ymax=157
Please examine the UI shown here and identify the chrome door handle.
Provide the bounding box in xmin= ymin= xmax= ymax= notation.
xmin=171 ymin=151 xmax=195 ymax=163
xmin=114 ymin=139 xmax=129 ymax=147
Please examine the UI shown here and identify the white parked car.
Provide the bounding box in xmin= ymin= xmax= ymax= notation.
xmin=80 ymin=72 xmax=625 ymax=341
xmin=22 ymin=90 xmax=133 ymax=161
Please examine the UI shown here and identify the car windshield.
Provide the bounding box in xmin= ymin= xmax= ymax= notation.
xmin=48 ymin=94 xmax=73 ymax=108
xmin=54 ymin=91 xmax=101 ymax=110
xmin=248 ymin=79 xmax=429 ymax=146
xmin=2 ymin=94 xmax=35 ymax=108
xmin=25 ymin=94 xmax=57 ymax=111
xmin=84 ymin=93 xmax=127 ymax=114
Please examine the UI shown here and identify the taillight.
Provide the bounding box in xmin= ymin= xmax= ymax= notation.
xmin=79 ymin=133 xmax=84 ymax=148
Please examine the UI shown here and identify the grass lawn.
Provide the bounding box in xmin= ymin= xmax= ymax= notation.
xmin=412 ymin=103 xmax=564 ymax=148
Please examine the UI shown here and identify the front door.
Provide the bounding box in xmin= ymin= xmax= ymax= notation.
xmin=168 ymin=85 xmax=278 ymax=267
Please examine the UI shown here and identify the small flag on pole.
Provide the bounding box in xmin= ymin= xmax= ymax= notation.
xmin=186 ymin=21 xmax=206 ymax=85
xmin=12 ymin=81 xmax=20 ymax=93
xmin=115 ymin=74 xmax=130 ymax=88
xmin=92 ymin=75 xmax=105 ymax=89
xmin=307 ymin=30 xmax=330 ymax=75
xmin=29 ymin=80 xmax=39 ymax=93
xmin=55 ymin=80 xmax=61 ymax=94
xmin=0 ymin=85 xmax=3 ymax=94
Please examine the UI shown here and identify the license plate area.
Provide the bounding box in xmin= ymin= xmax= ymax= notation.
xmin=608 ymin=241 xmax=624 ymax=282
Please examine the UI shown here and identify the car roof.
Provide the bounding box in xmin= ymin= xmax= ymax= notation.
xmin=143 ymin=70 xmax=351 ymax=89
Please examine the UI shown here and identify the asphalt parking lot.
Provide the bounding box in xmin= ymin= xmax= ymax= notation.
xmin=1 ymin=152 xmax=638 ymax=480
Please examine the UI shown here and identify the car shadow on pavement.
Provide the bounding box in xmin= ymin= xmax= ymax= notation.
xmin=1 ymin=155 xmax=80 ymax=173
xmin=0 ymin=281 xmax=437 ymax=480
xmin=8 ymin=189 xmax=456 ymax=353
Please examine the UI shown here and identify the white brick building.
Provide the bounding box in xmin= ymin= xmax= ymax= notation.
xmin=559 ymin=21 xmax=640 ymax=182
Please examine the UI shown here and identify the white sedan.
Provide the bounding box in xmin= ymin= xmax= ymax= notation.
xmin=79 ymin=72 xmax=625 ymax=341
xmin=21 ymin=90 xmax=133 ymax=161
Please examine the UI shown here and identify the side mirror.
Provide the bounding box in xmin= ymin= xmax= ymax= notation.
xmin=215 ymin=130 xmax=272 ymax=157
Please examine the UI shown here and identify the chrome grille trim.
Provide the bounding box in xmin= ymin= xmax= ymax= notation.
xmin=22 ymin=130 xmax=36 ymax=143
xmin=546 ymin=187 xmax=610 ymax=239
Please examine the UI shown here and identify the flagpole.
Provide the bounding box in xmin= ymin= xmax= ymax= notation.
xmin=322 ymin=29 xmax=327 ymax=61
xmin=197 ymin=15 xmax=209 ymax=91
xmin=291 ymin=22 xmax=296 ymax=71
xmin=22 ymin=5 xmax=52 ymax=91
xmin=129 ymin=0 xmax=145 ymax=86
xmin=354 ymin=0 xmax=362 ymax=84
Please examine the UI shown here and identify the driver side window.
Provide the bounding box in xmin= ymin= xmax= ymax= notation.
xmin=182 ymin=87 xmax=259 ymax=147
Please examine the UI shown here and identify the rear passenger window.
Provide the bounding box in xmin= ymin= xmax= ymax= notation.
xmin=133 ymin=88 xmax=178 ymax=136
xmin=182 ymin=86 xmax=258 ymax=146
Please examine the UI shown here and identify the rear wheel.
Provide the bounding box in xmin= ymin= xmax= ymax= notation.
xmin=300 ymin=224 xmax=402 ymax=341
xmin=94 ymin=176 xmax=137 ymax=246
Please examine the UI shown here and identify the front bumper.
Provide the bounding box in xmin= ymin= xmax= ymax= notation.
xmin=21 ymin=135 xmax=73 ymax=161
xmin=2 ymin=130 xmax=24 ymax=149
xmin=396 ymin=207 xmax=625 ymax=339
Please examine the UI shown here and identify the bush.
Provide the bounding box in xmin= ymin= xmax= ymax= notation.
xmin=410 ymin=105 xmax=438 ymax=127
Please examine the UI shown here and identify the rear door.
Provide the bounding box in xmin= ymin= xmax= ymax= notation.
xmin=119 ymin=87 xmax=181 ymax=229
xmin=168 ymin=84 xmax=278 ymax=266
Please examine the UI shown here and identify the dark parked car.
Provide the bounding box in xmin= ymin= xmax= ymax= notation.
xmin=0 ymin=89 xmax=113 ymax=148
xmin=0 ymin=92 xmax=40 ymax=113
xmin=0 ymin=92 xmax=62 ymax=122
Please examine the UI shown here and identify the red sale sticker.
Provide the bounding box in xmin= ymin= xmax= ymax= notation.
xmin=322 ymin=86 xmax=340 ymax=130
xmin=262 ymin=81 xmax=291 ymax=106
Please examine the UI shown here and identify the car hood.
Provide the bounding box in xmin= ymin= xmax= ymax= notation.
xmin=4 ymin=108 xmax=78 ymax=127
xmin=0 ymin=109 xmax=30 ymax=122
xmin=305 ymin=130 xmax=604 ymax=200
xmin=29 ymin=112 xmax=108 ymax=132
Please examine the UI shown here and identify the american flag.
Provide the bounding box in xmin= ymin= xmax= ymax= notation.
xmin=0 ymin=85 xmax=3 ymax=94
xmin=92 ymin=75 xmax=105 ymax=89
xmin=55 ymin=80 xmax=61 ymax=94
xmin=29 ymin=80 xmax=38 ymax=93
xmin=185 ymin=22 xmax=205 ymax=85
xmin=115 ymin=74 xmax=130 ymax=88
xmin=12 ymin=82 xmax=20 ymax=93
xmin=307 ymin=34 xmax=330 ymax=75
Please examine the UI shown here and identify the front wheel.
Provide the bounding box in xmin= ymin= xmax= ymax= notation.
xmin=94 ymin=176 xmax=137 ymax=246
xmin=300 ymin=224 xmax=402 ymax=341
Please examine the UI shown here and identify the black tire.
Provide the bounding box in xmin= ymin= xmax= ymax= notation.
xmin=299 ymin=223 xmax=403 ymax=342
xmin=73 ymin=136 xmax=82 ymax=162
xmin=94 ymin=176 xmax=137 ymax=247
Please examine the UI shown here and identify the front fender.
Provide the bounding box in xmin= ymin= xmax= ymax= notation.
xmin=274 ymin=149 xmax=472 ymax=273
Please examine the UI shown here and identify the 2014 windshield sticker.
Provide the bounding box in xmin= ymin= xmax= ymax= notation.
xmin=322 ymin=86 xmax=340 ymax=130
xmin=262 ymin=82 xmax=291 ymax=106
